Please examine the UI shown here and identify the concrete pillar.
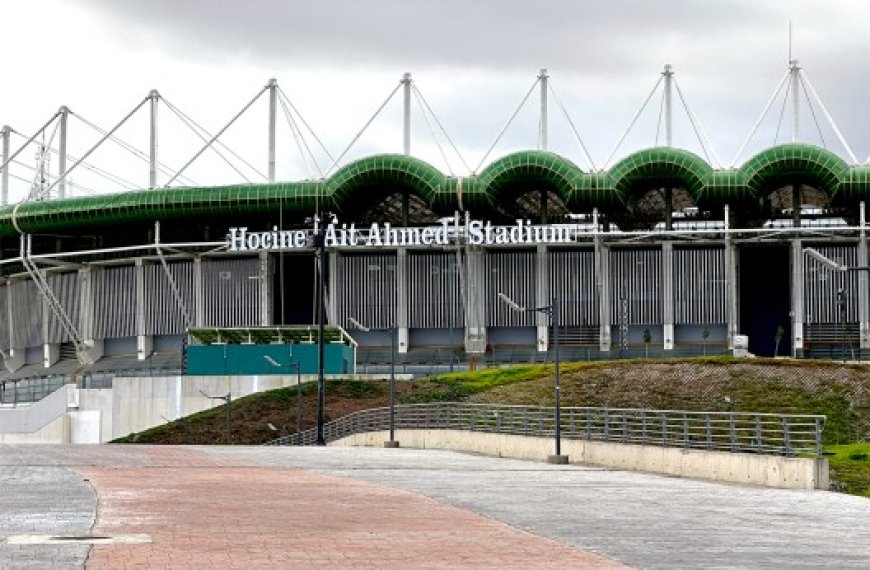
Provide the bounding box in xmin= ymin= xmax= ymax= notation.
xmin=662 ymin=242 xmax=675 ymax=350
xmin=258 ymin=251 xmax=272 ymax=326
xmin=463 ymin=247 xmax=487 ymax=353
xmin=725 ymin=243 xmax=739 ymax=349
xmin=596 ymin=239 xmax=612 ymax=352
xmin=193 ymin=257 xmax=204 ymax=327
xmin=135 ymin=259 xmax=153 ymax=360
xmin=536 ymin=244 xmax=549 ymax=351
xmin=42 ymin=291 xmax=57 ymax=368
xmin=791 ymin=239 xmax=805 ymax=357
xmin=328 ymin=251 xmax=339 ymax=326
xmin=78 ymin=266 xmax=95 ymax=345
xmin=396 ymin=247 xmax=409 ymax=354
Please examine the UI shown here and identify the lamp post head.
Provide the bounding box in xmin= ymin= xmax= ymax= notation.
xmin=498 ymin=292 xmax=525 ymax=312
xmin=263 ymin=355 xmax=280 ymax=367
xmin=348 ymin=317 xmax=371 ymax=332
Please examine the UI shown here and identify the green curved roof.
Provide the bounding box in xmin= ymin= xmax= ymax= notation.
xmin=741 ymin=143 xmax=849 ymax=196
xmin=476 ymin=151 xmax=580 ymax=203
xmin=609 ymin=147 xmax=712 ymax=201
xmin=2 ymin=143 xmax=870 ymax=237
xmin=325 ymin=154 xmax=445 ymax=205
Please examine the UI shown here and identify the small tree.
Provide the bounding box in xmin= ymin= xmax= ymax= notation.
xmin=702 ymin=327 xmax=710 ymax=356
xmin=774 ymin=325 xmax=785 ymax=357
xmin=643 ymin=327 xmax=652 ymax=358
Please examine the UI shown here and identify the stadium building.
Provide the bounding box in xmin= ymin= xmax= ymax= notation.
xmin=2 ymin=66 xmax=870 ymax=391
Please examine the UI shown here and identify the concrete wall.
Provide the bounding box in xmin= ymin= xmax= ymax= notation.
xmin=335 ymin=429 xmax=830 ymax=491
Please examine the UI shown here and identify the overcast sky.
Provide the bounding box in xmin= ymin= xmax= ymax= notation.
xmin=1 ymin=0 xmax=869 ymax=201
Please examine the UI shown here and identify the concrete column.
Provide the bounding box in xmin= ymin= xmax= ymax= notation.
xmin=859 ymin=203 xmax=869 ymax=350
xmin=193 ymin=257 xmax=204 ymax=327
xmin=78 ymin=266 xmax=95 ymax=344
xmin=662 ymin=242 xmax=675 ymax=350
xmin=791 ymin=239 xmax=805 ymax=356
xmin=258 ymin=251 xmax=272 ymax=326
xmin=42 ymin=289 xmax=57 ymax=368
xmin=463 ymin=247 xmax=487 ymax=353
xmin=536 ymin=244 xmax=549 ymax=351
xmin=328 ymin=251 xmax=339 ymax=326
xmin=135 ymin=259 xmax=153 ymax=360
xmin=4 ymin=281 xmax=23 ymax=372
xmin=725 ymin=243 xmax=739 ymax=349
xmin=396 ymin=247 xmax=409 ymax=354
xmin=595 ymin=239 xmax=612 ymax=352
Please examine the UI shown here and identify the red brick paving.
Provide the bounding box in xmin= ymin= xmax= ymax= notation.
xmin=78 ymin=447 xmax=626 ymax=569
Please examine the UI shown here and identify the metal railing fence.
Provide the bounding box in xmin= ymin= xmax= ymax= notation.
xmin=265 ymin=402 xmax=824 ymax=457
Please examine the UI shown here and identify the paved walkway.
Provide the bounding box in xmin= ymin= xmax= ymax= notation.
xmin=1 ymin=444 xmax=869 ymax=568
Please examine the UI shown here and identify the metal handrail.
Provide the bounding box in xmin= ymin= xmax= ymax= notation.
xmin=265 ymin=402 xmax=825 ymax=458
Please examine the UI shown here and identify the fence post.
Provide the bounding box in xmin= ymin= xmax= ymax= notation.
xmin=781 ymin=416 xmax=791 ymax=457
xmin=683 ymin=413 xmax=689 ymax=448
xmin=641 ymin=410 xmax=648 ymax=444
xmin=622 ymin=412 xmax=628 ymax=443
xmin=754 ymin=415 xmax=763 ymax=453
xmin=585 ymin=409 xmax=592 ymax=440
xmin=814 ymin=416 xmax=822 ymax=458
xmin=604 ymin=409 xmax=610 ymax=440
xmin=661 ymin=413 xmax=668 ymax=446
xmin=729 ymin=413 xmax=737 ymax=452
xmin=705 ymin=414 xmax=712 ymax=449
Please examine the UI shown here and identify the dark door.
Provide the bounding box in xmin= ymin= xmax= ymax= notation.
xmin=739 ymin=245 xmax=791 ymax=356
xmin=273 ymin=252 xmax=316 ymax=325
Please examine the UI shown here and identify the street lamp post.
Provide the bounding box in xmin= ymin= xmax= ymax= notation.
xmin=200 ymin=390 xmax=232 ymax=444
xmin=310 ymin=212 xmax=330 ymax=445
xmin=348 ymin=317 xmax=399 ymax=448
xmin=498 ymin=292 xmax=567 ymax=464
xmin=263 ymin=355 xmax=303 ymax=439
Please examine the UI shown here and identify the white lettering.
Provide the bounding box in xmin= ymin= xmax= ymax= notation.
xmin=468 ymin=220 xmax=484 ymax=245
xmin=228 ymin=227 xmax=247 ymax=251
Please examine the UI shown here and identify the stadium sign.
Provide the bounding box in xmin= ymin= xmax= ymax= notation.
xmin=227 ymin=217 xmax=580 ymax=251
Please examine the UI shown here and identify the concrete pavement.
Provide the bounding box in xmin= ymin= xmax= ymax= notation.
xmin=1 ymin=444 xmax=868 ymax=568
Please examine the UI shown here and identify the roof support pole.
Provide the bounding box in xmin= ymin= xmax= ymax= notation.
xmin=57 ymin=107 xmax=69 ymax=199
xmin=402 ymin=72 xmax=412 ymax=155
xmin=663 ymin=64 xmax=673 ymax=146
xmin=1 ymin=125 xmax=10 ymax=206
xmin=859 ymin=202 xmax=869 ymax=350
xmin=790 ymin=59 xmax=801 ymax=143
xmin=268 ymin=78 xmax=277 ymax=182
xmin=539 ymin=68 xmax=548 ymax=151
xmin=149 ymin=90 xmax=159 ymax=188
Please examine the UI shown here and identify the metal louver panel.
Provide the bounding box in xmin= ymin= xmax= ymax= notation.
xmin=674 ymin=248 xmax=726 ymax=324
xmin=45 ymin=272 xmax=80 ymax=343
xmin=549 ymin=250 xmax=598 ymax=326
xmin=485 ymin=251 xmax=536 ymax=326
xmin=335 ymin=253 xmax=397 ymax=329
xmin=408 ymin=252 xmax=463 ymax=328
xmin=609 ymin=249 xmax=662 ymax=325
xmin=144 ymin=261 xmax=195 ymax=335
xmin=94 ymin=265 xmax=137 ymax=339
xmin=202 ymin=257 xmax=260 ymax=327
xmin=804 ymin=245 xmax=858 ymax=324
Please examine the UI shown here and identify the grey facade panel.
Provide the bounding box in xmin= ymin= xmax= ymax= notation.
xmin=674 ymin=247 xmax=726 ymax=324
xmin=610 ymin=249 xmax=663 ymax=325
xmin=549 ymin=249 xmax=598 ymax=326
xmin=336 ymin=252 xmax=397 ymax=329
xmin=485 ymin=251 xmax=536 ymax=326
xmin=201 ymin=257 xmax=260 ymax=327
xmin=94 ymin=265 xmax=137 ymax=339
xmin=408 ymin=252 xmax=463 ymax=328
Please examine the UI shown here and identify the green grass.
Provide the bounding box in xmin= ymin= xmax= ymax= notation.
xmin=826 ymin=443 xmax=870 ymax=497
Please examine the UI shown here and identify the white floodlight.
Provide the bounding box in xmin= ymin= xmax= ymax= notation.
xmin=804 ymin=248 xmax=847 ymax=272
xmin=498 ymin=292 xmax=525 ymax=312
xmin=347 ymin=317 xmax=371 ymax=332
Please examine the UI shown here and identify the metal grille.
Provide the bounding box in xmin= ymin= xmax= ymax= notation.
xmin=9 ymin=279 xmax=42 ymax=348
xmin=45 ymin=272 xmax=80 ymax=343
xmin=805 ymin=245 xmax=859 ymax=324
xmin=674 ymin=247 xmax=726 ymax=324
xmin=94 ymin=265 xmax=137 ymax=339
xmin=267 ymin=402 xmax=824 ymax=458
xmin=486 ymin=251 xmax=537 ymax=326
xmin=335 ymin=253 xmax=397 ymax=329
xmin=408 ymin=252 xmax=463 ymax=328
xmin=144 ymin=261 xmax=195 ymax=335
xmin=549 ymin=250 xmax=598 ymax=326
xmin=201 ymin=257 xmax=260 ymax=327
xmin=610 ymin=249 xmax=662 ymax=325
